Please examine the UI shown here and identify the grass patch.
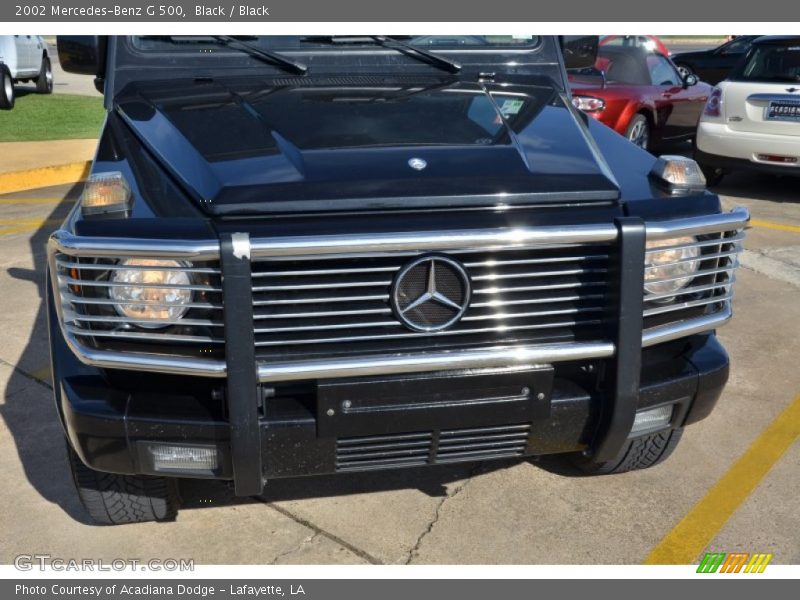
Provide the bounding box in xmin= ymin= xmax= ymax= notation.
xmin=0 ymin=93 xmax=105 ymax=142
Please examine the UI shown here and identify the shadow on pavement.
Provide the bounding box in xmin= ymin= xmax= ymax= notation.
xmin=1 ymin=182 xmax=90 ymax=523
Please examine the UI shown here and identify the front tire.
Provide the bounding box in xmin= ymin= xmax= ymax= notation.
xmin=0 ymin=66 xmax=15 ymax=110
xmin=625 ymin=114 xmax=650 ymax=150
xmin=67 ymin=443 xmax=180 ymax=525
xmin=36 ymin=56 xmax=53 ymax=94
xmin=554 ymin=429 xmax=684 ymax=475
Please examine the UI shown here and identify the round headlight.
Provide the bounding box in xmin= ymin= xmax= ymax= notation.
xmin=109 ymin=259 xmax=192 ymax=327
xmin=644 ymin=237 xmax=701 ymax=298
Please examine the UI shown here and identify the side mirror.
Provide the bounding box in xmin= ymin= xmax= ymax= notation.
xmin=683 ymin=73 xmax=699 ymax=87
xmin=560 ymin=36 xmax=600 ymax=70
xmin=57 ymin=36 xmax=106 ymax=76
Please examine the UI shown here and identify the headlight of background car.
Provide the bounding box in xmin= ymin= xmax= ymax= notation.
xmin=644 ymin=237 xmax=700 ymax=299
xmin=110 ymin=259 xmax=192 ymax=327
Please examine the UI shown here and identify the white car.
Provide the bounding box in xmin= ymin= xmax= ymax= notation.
xmin=0 ymin=35 xmax=53 ymax=109
xmin=695 ymin=36 xmax=800 ymax=185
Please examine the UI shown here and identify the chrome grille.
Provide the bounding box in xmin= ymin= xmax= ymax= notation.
xmin=52 ymin=252 xmax=224 ymax=353
xmin=336 ymin=423 xmax=531 ymax=472
xmin=642 ymin=231 xmax=743 ymax=332
xmin=251 ymin=245 xmax=612 ymax=360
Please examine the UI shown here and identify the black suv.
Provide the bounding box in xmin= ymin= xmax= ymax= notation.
xmin=51 ymin=35 xmax=747 ymax=524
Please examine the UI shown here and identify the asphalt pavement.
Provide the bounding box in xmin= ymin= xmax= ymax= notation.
xmin=0 ymin=172 xmax=798 ymax=565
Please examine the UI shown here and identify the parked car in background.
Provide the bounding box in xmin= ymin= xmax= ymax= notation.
xmin=0 ymin=35 xmax=53 ymax=109
xmin=600 ymin=35 xmax=671 ymax=57
xmin=569 ymin=46 xmax=712 ymax=150
xmin=695 ymin=36 xmax=800 ymax=185
xmin=672 ymin=35 xmax=759 ymax=85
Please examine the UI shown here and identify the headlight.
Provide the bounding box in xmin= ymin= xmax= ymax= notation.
xmin=109 ymin=259 xmax=192 ymax=327
xmin=644 ymin=237 xmax=701 ymax=299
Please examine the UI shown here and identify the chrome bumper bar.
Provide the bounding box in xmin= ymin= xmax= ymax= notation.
xmin=48 ymin=207 xmax=749 ymax=381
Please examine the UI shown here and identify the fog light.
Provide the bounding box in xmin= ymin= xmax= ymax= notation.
xmin=630 ymin=405 xmax=673 ymax=436
xmin=149 ymin=444 xmax=218 ymax=472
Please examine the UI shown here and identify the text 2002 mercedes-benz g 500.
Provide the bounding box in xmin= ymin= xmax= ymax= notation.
xmin=50 ymin=35 xmax=747 ymax=524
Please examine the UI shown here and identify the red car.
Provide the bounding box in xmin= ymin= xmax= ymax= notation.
xmin=568 ymin=46 xmax=712 ymax=150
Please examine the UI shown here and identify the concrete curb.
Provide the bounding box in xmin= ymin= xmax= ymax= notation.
xmin=0 ymin=161 xmax=91 ymax=195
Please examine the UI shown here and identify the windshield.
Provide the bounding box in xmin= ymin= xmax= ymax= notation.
xmin=730 ymin=43 xmax=800 ymax=83
xmin=132 ymin=35 xmax=542 ymax=52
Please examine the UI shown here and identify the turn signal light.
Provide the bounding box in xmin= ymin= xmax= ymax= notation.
xmin=80 ymin=171 xmax=132 ymax=217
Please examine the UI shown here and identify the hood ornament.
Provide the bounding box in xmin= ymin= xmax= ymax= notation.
xmin=787 ymin=87 xmax=799 ymax=93
xmin=408 ymin=157 xmax=427 ymax=171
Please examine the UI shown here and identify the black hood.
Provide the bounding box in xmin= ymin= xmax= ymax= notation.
xmin=116 ymin=75 xmax=619 ymax=215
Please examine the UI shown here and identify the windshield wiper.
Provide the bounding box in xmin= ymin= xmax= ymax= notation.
xmin=302 ymin=35 xmax=462 ymax=74
xmin=142 ymin=35 xmax=307 ymax=75
xmin=212 ymin=36 xmax=307 ymax=75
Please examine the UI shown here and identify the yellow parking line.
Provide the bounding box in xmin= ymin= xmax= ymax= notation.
xmin=644 ymin=393 xmax=800 ymax=564
xmin=0 ymin=218 xmax=62 ymax=236
xmin=0 ymin=197 xmax=76 ymax=205
xmin=750 ymin=219 xmax=800 ymax=234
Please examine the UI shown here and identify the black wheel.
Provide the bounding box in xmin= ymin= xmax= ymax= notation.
xmin=36 ymin=56 xmax=53 ymax=94
xmin=0 ymin=66 xmax=14 ymax=110
xmin=699 ymin=163 xmax=725 ymax=186
xmin=625 ymin=114 xmax=650 ymax=150
xmin=553 ymin=429 xmax=684 ymax=475
xmin=67 ymin=442 xmax=179 ymax=525
xmin=676 ymin=63 xmax=694 ymax=79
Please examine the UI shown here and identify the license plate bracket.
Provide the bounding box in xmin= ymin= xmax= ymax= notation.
xmin=316 ymin=366 xmax=554 ymax=438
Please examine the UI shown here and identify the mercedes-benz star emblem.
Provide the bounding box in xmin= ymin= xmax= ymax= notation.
xmin=408 ymin=157 xmax=427 ymax=171
xmin=391 ymin=256 xmax=471 ymax=332
xmin=786 ymin=87 xmax=799 ymax=93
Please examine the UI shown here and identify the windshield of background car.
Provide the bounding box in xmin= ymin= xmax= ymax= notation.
xmin=110 ymin=36 xmax=564 ymax=98
xmin=730 ymin=42 xmax=800 ymax=83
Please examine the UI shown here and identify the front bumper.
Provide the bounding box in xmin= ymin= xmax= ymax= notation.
xmin=696 ymin=121 xmax=800 ymax=173
xmin=57 ymin=332 xmax=729 ymax=482
xmin=49 ymin=207 xmax=747 ymax=494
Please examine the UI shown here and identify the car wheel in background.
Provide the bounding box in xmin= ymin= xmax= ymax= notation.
xmin=699 ymin=163 xmax=725 ymax=186
xmin=625 ymin=114 xmax=650 ymax=149
xmin=1 ymin=66 xmax=15 ymax=110
xmin=36 ymin=56 xmax=54 ymax=94
xmin=676 ymin=63 xmax=694 ymax=79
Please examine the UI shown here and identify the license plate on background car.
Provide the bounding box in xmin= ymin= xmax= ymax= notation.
xmin=767 ymin=100 xmax=800 ymax=121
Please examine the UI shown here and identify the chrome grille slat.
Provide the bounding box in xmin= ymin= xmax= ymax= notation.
xmin=253 ymin=318 xmax=603 ymax=347
xmin=61 ymin=277 xmax=219 ymax=292
xmin=69 ymin=314 xmax=224 ymax=327
xmin=61 ymin=292 xmax=223 ymax=310
xmin=56 ymin=260 xmax=220 ymax=274
xmin=251 ymin=243 xmax=611 ymax=357
xmin=66 ymin=324 xmax=224 ymax=344
xmin=643 ymin=277 xmax=735 ymax=303
xmin=643 ymin=292 xmax=733 ymax=317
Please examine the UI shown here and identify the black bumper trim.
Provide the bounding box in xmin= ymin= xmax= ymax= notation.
xmin=591 ymin=217 xmax=646 ymax=462
xmin=220 ymin=232 xmax=264 ymax=496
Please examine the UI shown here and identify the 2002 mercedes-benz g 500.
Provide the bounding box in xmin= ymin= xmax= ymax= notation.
xmin=51 ymin=35 xmax=747 ymax=524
